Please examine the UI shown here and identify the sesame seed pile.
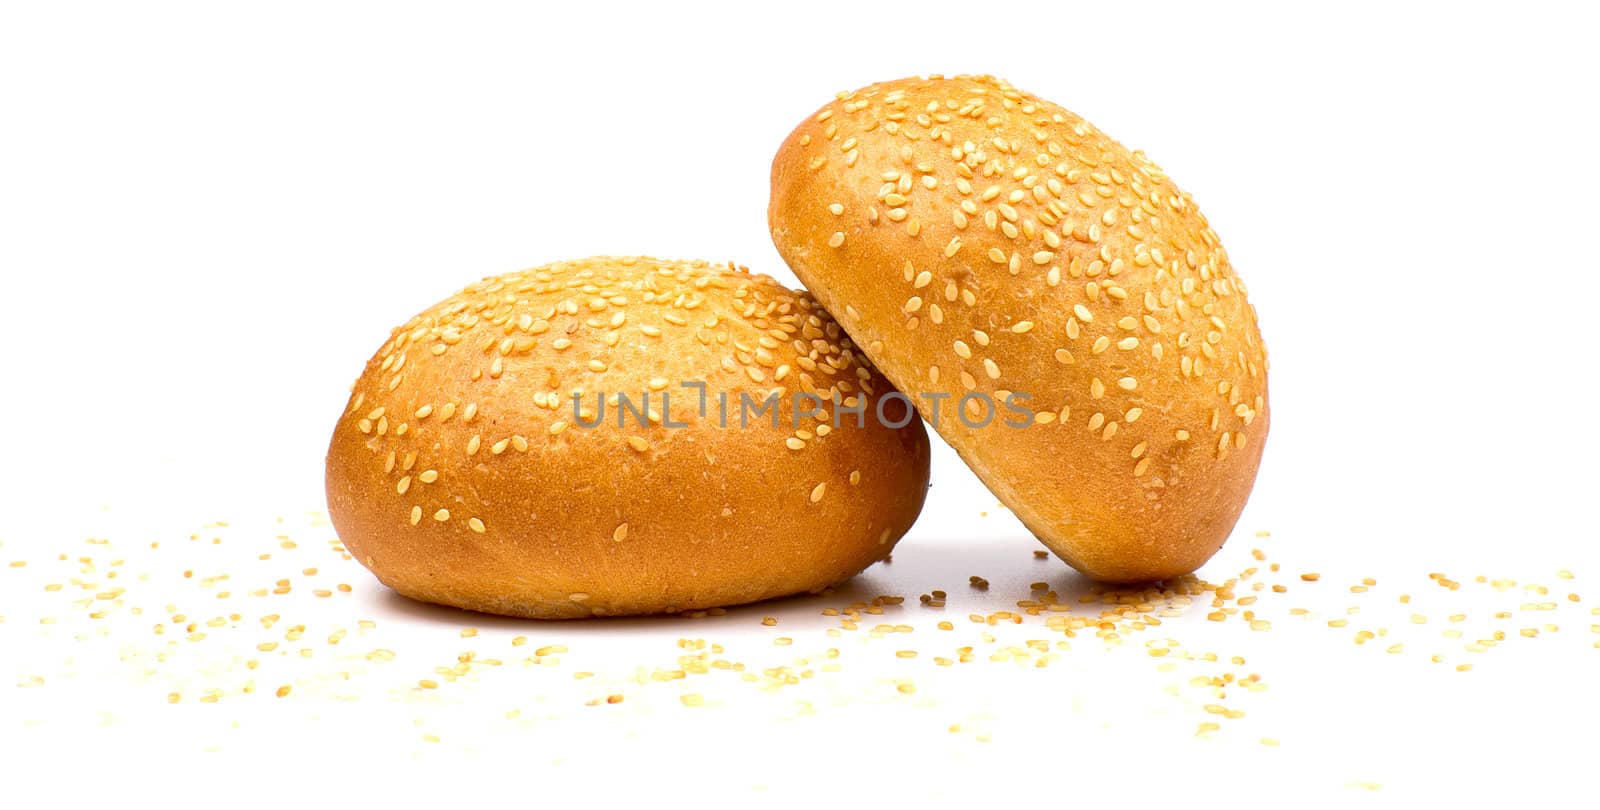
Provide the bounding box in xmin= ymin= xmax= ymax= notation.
xmin=4 ymin=508 xmax=1593 ymax=796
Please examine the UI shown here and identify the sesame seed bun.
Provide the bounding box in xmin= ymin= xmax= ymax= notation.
xmin=325 ymin=256 xmax=930 ymax=618
xmin=769 ymin=75 xmax=1269 ymax=582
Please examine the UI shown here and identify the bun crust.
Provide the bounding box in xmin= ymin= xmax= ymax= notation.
xmin=326 ymin=256 xmax=930 ymax=618
xmin=769 ymin=75 xmax=1268 ymax=582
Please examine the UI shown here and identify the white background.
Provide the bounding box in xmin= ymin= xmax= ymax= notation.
xmin=2 ymin=1 xmax=1597 ymax=806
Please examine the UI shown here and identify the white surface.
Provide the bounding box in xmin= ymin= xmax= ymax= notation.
xmin=2 ymin=1 xmax=1598 ymax=805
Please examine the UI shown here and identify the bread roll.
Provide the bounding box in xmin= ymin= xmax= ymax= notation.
xmin=326 ymin=256 xmax=930 ymax=618
xmin=769 ymin=75 xmax=1268 ymax=582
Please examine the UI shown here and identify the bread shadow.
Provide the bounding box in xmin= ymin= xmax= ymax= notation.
xmin=372 ymin=533 xmax=1130 ymax=634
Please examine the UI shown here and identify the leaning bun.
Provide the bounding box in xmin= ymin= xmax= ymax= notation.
xmin=769 ymin=75 xmax=1268 ymax=582
xmin=326 ymin=256 xmax=930 ymax=617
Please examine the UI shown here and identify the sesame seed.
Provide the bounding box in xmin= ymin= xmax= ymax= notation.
xmin=613 ymin=523 xmax=628 ymax=542
xmin=810 ymin=482 xmax=827 ymax=503
xmin=433 ymin=509 xmax=450 ymax=522
xmin=828 ymin=232 xmax=846 ymax=248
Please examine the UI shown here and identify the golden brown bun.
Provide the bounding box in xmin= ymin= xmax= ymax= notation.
xmin=326 ymin=256 xmax=930 ymax=618
xmin=769 ymin=75 xmax=1268 ymax=583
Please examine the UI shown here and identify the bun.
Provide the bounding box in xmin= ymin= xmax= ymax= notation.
xmin=769 ymin=75 xmax=1268 ymax=582
xmin=326 ymin=256 xmax=930 ymax=617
